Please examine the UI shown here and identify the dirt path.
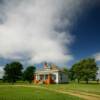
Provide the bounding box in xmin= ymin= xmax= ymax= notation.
xmin=67 ymin=90 xmax=100 ymax=98
xmin=10 ymin=85 xmax=100 ymax=100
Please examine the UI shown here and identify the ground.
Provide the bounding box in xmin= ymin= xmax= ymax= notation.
xmin=0 ymin=82 xmax=100 ymax=100
xmin=0 ymin=85 xmax=83 ymax=100
xmin=42 ymin=83 xmax=100 ymax=100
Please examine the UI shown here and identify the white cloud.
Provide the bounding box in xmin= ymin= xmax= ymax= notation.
xmin=0 ymin=0 xmax=94 ymax=65
xmin=94 ymin=53 xmax=100 ymax=62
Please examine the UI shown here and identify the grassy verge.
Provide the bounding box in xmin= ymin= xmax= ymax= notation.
xmin=42 ymin=83 xmax=100 ymax=95
xmin=0 ymin=85 xmax=84 ymax=100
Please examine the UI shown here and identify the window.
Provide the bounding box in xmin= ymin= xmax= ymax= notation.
xmin=45 ymin=75 xmax=48 ymax=79
xmin=52 ymin=74 xmax=56 ymax=80
xmin=60 ymin=74 xmax=62 ymax=80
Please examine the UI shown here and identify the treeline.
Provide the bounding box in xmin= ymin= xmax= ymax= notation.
xmin=3 ymin=62 xmax=36 ymax=84
xmin=2 ymin=58 xmax=99 ymax=84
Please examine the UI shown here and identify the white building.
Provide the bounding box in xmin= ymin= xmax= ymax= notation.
xmin=34 ymin=63 xmax=68 ymax=84
xmin=97 ymin=68 xmax=100 ymax=80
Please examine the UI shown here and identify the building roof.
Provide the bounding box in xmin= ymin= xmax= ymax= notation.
xmin=35 ymin=63 xmax=63 ymax=74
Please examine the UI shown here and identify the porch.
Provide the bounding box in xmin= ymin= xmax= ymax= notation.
xmin=34 ymin=74 xmax=57 ymax=84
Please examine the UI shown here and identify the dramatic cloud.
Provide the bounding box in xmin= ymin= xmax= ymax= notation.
xmin=0 ymin=0 xmax=95 ymax=65
xmin=93 ymin=53 xmax=100 ymax=62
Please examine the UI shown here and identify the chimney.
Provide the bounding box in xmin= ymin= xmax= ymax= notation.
xmin=44 ymin=62 xmax=48 ymax=69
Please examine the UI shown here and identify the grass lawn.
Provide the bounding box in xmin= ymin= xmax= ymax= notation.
xmin=43 ymin=83 xmax=100 ymax=95
xmin=0 ymin=85 xmax=84 ymax=100
xmin=0 ymin=82 xmax=100 ymax=100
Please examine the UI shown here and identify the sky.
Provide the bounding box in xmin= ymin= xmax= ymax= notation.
xmin=0 ymin=0 xmax=100 ymax=78
xmin=69 ymin=1 xmax=100 ymax=66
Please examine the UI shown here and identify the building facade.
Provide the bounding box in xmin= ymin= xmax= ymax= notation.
xmin=97 ymin=67 xmax=100 ymax=80
xmin=34 ymin=63 xmax=68 ymax=84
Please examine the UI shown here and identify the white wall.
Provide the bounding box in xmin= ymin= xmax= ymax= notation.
xmin=58 ymin=72 xmax=68 ymax=83
xmin=97 ymin=73 xmax=100 ymax=80
xmin=97 ymin=69 xmax=100 ymax=80
xmin=35 ymin=71 xmax=68 ymax=84
xmin=51 ymin=72 xmax=68 ymax=83
xmin=52 ymin=72 xmax=59 ymax=83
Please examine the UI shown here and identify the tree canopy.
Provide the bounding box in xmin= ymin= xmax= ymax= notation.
xmin=3 ymin=61 xmax=23 ymax=84
xmin=23 ymin=66 xmax=36 ymax=83
xmin=70 ymin=58 xmax=98 ymax=83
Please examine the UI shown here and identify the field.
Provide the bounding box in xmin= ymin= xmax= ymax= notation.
xmin=42 ymin=83 xmax=100 ymax=100
xmin=43 ymin=83 xmax=100 ymax=95
xmin=0 ymin=85 xmax=83 ymax=100
xmin=0 ymin=82 xmax=100 ymax=100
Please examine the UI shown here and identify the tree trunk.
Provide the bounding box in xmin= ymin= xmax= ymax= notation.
xmin=86 ymin=79 xmax=89 ymax=84
xmin=78 ymin=79 xmax=80 ymax=83
xmin=97 ymin=79 xmax=99 ymax=84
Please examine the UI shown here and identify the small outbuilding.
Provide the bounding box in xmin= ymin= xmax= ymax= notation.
xmin=97 ymin=68 xmax=100 ymax=80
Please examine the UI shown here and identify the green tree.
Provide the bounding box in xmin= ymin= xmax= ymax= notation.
xmin=3 ymin=62 xmax=23 ymax=84
xmin=70 ymin=58 xmax=98 ymax=84
xmin=80 ymin=58 xmax=98 ymax=84
xmin=23 ymin=66 xmax=36 ymax=83
xmin=63 ymin=67 xmax=69 ymax=76
xmin=70 ymin=63 xmax=82 ymax=83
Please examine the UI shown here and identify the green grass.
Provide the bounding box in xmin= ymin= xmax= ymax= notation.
xmin=0 ymin=81 xmax=100 ymax=100
xmin=42 ymin=83 xmax=100 ymax=95
xmin=0 ymin=85 xmax=83 ymax=100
